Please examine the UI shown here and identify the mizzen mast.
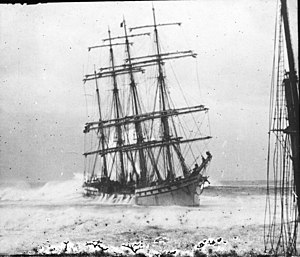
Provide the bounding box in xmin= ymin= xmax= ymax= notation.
xmin=85 ymin=30 xmax=132 ymax=184
xmin=94 ymin=67 xmax=108 ymax=178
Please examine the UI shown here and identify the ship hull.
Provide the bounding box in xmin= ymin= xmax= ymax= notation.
xmin=83 ymin=174 xmax=207 ymax=206
xmin=135 ymin=175 xmax=205 ymax=206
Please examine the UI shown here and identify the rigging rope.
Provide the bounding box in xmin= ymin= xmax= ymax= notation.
xmin=264 ymin=1 xmax=299 ymax=254
xmin=167 ymin=60 xmax=210 ymax=164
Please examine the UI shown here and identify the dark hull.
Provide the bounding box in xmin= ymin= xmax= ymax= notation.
xmin=83 ymin=174 xmax=207 ymax=206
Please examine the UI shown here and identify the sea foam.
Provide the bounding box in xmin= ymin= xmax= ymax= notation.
xmin=0 ymin=173 xmax=83 ymax=203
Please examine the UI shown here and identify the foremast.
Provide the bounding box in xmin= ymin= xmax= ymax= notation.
xmin=130 ymin=7 xmax=193 ymax=180
xmin=153 ymin=7 xmax=175 ymax=180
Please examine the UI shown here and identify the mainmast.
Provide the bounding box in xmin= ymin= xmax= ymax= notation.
xmin=108 ymin=29 xmax=126 ymax=184
xmin=122 ymin=19 xmax=148 ymax=186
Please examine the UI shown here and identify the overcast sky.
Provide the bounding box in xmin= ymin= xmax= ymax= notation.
xmin=0 ymin=1 xmax=298 ymax=183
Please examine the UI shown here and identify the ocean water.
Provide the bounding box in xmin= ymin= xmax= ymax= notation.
xmin=0 ymin=174 xmax=273 ymax=208
xmin=0 ymin=175 xmax=272 ymax=255
xmin=0 ymin=174 xmax=269 ymax=205
xmin=205 ymin=179 xmax=272 ymax=197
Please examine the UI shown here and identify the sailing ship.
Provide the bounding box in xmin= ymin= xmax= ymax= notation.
xmin=82 ymin=7 xmax=212 ymax=206
xmin=264 ymin=0 xmax=299 ymax=255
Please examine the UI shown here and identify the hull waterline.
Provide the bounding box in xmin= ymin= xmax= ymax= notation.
xmin=83 ymin=174 xmax=208 ymax=206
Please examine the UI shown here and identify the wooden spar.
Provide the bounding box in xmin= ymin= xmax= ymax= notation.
xmin=85 ymin=67 xmax=143 ymax=77
xmin=123 ymin=18 xmax=148 ymax=186
xmin=86 ymin=107 xmax=208 ymax=132
xmin=102 ymin=32 xmax=150 ymax=42
xmin=86 ymin=105 xmax=207 ymax=125
xmin=84 ymin=53 xmax=195 ymax=83
xmin=129 ymin=22 xmax=181 ymax=32
xmin=108 ymin=29 xmax=126 ymax=184
xmin=99 ymin=64 xmax=128 ymax=71
xmin=129 ymin=53 xmax=197 ymax=66
xmin=88 ymin=42 xmax=131 ymax=51
xmin=94 ymin=67 xmax=108 ymax=178
xmin=99 ymin=52 xmax=195 ymax=70
xmin=281 ymin=0 xmax=300 ymax=215
xmin=83 ymin=67 xmax=143 ymax=82
xmin=84 ymin=136 xmax=212 ymax=156
xmin=126 ymin=50 xmax=195 ymax=62
xmin=98 ymin=62 xmax=158 ymax=73
xmin=84 ymin=105 xmax=208 ymax=133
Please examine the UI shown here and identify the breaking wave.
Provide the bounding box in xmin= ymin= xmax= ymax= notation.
xmin=0 ymin=173 xmax=83 ymax=203
xmin=0 ymin=173 xmax=134 ymax=205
